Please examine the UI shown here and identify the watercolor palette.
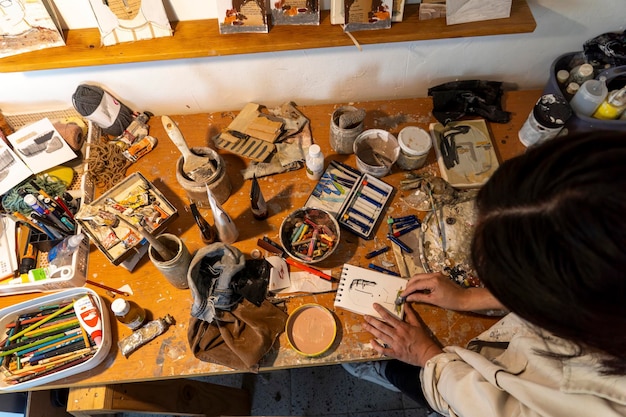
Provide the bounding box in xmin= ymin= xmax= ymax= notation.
xmin=0 ymin=288 xmax=111 ymax=391
xmin=305 ymin=161 xmax=394 ymax=240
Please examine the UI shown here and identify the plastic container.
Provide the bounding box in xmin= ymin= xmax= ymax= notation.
xmin=592 ymin=87 xmax=626 ymax=119
xmin=305 ymin=144 xmax=324 ymax=180
xmin=0 ymin=288 xmax=111 ymax=391
xmin=353 ymin=129 xmax=400 ymax=178
xmin=285 ymin=304 xmax=337 ymax=357
xmin=48 ymin=233 xmax=84 ymax=267
xmin=111 ymin=298 xmax=146 ymax=330
xmin=395 ymin=126 xmax=432 ymax=170
xmin=543 ymin=51 xmax=626 ymax=133
xmin=569 ymin=77 xmax=608 ymax=117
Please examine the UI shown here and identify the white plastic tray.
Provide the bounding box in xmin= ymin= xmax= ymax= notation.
xmin=0 ymin=288 xmax=111 ymax=391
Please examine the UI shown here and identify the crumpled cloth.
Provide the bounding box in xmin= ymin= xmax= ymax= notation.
xmin=186 ymin=242 xmax=287 ymax=372
xmin=187 ymin=243 xmax=246 ymax=324
xmin=187 ymin=298 xmax=287 ymax=372
xmin=428 ymin=80 xmax=511 ymax=125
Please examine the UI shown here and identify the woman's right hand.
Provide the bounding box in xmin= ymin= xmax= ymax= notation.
xmin=402 ymin=273 xmax=505 ymax=312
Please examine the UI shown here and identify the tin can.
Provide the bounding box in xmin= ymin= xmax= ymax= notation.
xmin=518 ymin=94 xmax=572 ymax=147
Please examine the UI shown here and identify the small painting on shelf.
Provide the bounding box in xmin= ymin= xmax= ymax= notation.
xmin=343 ymin=0 xmax=392 ymax=32
xmin=0 ymin=0 xmax=65 ymax=59
xmin=87 ymin=0 xmax=172 ymax=46
xmin=217 ymin=0 xmax=269 ymax=34
xmin=271 ymin=0 xmax=320 ymax=26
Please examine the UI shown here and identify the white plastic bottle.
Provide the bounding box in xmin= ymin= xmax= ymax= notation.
xmin=569 ymin=76 xmax=608 ymax=117
xmin=305 ymin=144 xmax=324 ymax=180
xmin=47 ymin=233 xmax=84 ymax=267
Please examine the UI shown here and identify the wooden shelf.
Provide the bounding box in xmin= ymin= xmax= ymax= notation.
xmin=0 ymin=0 xmax=535 ymax=73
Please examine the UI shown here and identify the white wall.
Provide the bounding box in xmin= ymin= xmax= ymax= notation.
xmin=0 ymin=1 xmax=624 ymax=115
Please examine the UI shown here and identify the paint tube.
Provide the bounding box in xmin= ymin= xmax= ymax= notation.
xmin=74 ymin=295 xmax=103 ymax=347
xmin=118 ymin=315 xmax=174 ymax=357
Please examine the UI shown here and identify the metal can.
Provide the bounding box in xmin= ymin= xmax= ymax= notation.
xmin=518 ymin=94 xmax=572 ymax=147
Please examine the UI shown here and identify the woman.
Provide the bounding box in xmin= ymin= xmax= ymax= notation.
xmin=345 ymin=131 xmax=626 ymax=416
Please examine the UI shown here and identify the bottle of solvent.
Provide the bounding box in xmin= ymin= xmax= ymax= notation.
xmin=592 ymin=87 xmax=626 ymax=120
xmin=305 ymin=144 xmax=324 ymax=180
xmin=111 ymin=298 xmax=146 ymax=330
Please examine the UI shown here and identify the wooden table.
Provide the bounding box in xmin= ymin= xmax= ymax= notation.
xmin=0 ymin=91 xmax=538 ymax=394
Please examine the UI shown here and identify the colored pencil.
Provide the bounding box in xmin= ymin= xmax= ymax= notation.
xmin=9 ymin=301 xmax=75 ymax=342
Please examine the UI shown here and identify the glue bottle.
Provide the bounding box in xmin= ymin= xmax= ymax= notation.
xmin=569 ymin=76 xmax=608 ymax=117
xmin=111 ymin=298 xmax=146 ymax=331
xmin=305 ymin=144 xmax=324 ymax=180
xmin=47 ymin=233 xmax=84 ymax=267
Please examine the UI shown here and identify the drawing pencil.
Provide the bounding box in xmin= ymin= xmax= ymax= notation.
xmin=9 ymin=301 xmax=75 ymax=342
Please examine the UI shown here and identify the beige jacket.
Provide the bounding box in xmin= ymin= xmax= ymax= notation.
xmin=421 ymin=313 xmax=626 ymax=417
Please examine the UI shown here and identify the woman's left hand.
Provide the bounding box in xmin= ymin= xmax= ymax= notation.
xmin=363 ymin=303 xmax=443 ymax=367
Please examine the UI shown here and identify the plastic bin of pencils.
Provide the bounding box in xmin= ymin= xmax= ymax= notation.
xmin=0 ymin=287 xmax=111 ymax=391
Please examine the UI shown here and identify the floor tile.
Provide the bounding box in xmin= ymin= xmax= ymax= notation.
xmin=244 ymin=369 xmax=292 ymax=416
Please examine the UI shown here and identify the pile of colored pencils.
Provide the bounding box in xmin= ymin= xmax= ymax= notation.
xmin=0 ymin=299 xmax=97 ymax=385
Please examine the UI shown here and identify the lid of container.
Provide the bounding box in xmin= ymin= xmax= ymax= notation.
xmin=533 ymin=94 xmax=572 ymax=128
xmin=308 ymin=144 xmax=321 ymax=157
xmin=398 ymin=127 xmax=432 ymax=156
xmin=111 ymin=298 xmax=130 ymax=316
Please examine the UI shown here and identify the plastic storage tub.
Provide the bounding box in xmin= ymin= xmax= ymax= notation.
xmin=543 ymin=51 xmax=626 ymax=134
xmin=0 ymin=287 xmax=111 ymax=391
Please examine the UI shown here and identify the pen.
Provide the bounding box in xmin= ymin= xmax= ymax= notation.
xmin=284 ymin=257 xmax=332 ymax=281
xmin=392 ymin=222 xmax=420 ymax=237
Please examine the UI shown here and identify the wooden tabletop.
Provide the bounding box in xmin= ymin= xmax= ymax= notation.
xmin=0 ymin=90 xmax=539 ymax=390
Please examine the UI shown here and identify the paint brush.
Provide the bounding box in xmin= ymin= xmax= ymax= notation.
xmin=115 ymin=215 xmax=175 ymax=261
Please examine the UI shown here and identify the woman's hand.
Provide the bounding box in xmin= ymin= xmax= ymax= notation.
xmin=402 ymin=273 xmax=506 ymax=312
xmin=363 ymin=303 xmax=443 ymax=367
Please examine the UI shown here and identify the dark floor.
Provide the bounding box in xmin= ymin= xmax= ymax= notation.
xmin=124 ymin=363 xmax=434 ymax=416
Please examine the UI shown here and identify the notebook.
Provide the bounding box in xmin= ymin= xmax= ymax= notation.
xmin=334 ymin=264 xmax=408 ymax=319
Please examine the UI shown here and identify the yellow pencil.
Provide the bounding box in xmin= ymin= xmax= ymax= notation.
xmin=9 ymin=301 xmax=76 ymax=342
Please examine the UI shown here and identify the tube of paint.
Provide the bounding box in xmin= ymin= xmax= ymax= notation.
xmin=74 ymin=295 xmax=103 ymax=347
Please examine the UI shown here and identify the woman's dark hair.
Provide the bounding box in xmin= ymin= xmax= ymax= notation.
xmin=471 ymin=131 xmax=626 ymax=375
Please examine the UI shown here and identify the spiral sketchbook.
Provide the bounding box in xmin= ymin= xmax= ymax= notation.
xmin=334 ymin=264 xmax=408 ymax=319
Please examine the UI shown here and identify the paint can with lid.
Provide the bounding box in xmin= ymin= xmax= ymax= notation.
xmin=175 ymin=147 xmax=231 ymax=208
xmin=518 ymin=94 xmax=572 ymax=147
xmin=395 ymin=126 xmax=432 ymax=170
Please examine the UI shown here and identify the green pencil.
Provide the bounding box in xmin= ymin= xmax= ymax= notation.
xmin=9 ymin=301 xmax=76 ymax=342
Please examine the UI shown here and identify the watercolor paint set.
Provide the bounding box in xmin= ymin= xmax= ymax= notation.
xmin=305 ymin=160 xmax=394 ymax=240
xmin=0 ymin=288 xmax=111 ymax=391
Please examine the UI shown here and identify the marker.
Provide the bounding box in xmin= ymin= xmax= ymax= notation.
xmin=392 ymin=222 xmax=420 ymax=237
xmin=387 ymin=234 xmax=413 ymax=253
xmin=368 ymin=263 xmax=400 ymax=276
xmin=364 ymin=246 xmax=390 ymax=259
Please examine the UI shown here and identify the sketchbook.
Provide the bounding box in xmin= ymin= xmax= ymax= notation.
xmin=334 ymin=264 xmax=407 ymax=320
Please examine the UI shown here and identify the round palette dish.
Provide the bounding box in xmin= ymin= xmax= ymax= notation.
xmin=279 ymin=207 xmax=340 ymax=264
xmin=286 ymin=304 xmax=337 ymax=357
